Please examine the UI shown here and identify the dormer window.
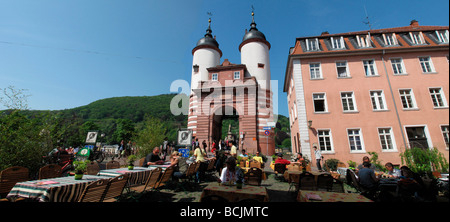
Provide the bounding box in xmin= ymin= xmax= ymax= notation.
xmin=330 ymin=36 xmax=345 ymax=49
xmin=409 ymin=32 xmax=425 ymax=45
xmin=382 ymin=33 xmax=398 ymax=46
xmin=356 ymin=35 xmax=372 ymax=48
xmin=305 ymin=38 xmax=320 ymax=51
xmin=212 ymin=73 xmax=218 ymax=81
xmin=234 ymin=71 xmax=240 ymax=79
xmin=436 ymin=30 xmax=449 ymax=43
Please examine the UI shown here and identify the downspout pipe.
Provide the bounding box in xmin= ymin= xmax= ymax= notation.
xmin=381 ymin=49 xmax=408 ymax=151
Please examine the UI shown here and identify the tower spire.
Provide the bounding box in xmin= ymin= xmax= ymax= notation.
xmin=250 ymin=6 xmax=257 ymax=31
xmin=205 ymin=12 xmax=213 ymax=38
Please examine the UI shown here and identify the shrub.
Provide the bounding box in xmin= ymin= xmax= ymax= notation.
xmin=400 ymin=147 xmax=449 ymax=176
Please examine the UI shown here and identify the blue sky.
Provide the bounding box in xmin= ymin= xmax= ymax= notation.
xmin=0 ymin=0 xmax=448 ymax=117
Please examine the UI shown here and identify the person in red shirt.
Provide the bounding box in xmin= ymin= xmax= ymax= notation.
xmin=275 ymin=153 xmax=291 ymax=165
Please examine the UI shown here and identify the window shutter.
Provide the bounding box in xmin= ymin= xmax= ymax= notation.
xmin=330 ymin=37 xmax=335 ymax=48
xmin=305 ymin=39 xmax=310 ymax=51
xmin=340 ymin=36 xmax=345 ymax=49
xmin=392 ymin=33 xmax=398 ymax=45
xmin=382 ymin=34 xmax=387 ymax=45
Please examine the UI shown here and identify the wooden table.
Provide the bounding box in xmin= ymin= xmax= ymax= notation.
xmin=6 ymin=175 xmax=111 ymax=202
xmin=297 ymin=190 xmax=373 ymax=202
xmin=200 ymin=184 xmax=269 ymax=202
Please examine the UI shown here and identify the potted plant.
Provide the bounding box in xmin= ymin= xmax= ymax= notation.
xmin=127 ymin=155 xmax=137 ymax=170
xmin=73 ymin=160 xmax=89 ymax=180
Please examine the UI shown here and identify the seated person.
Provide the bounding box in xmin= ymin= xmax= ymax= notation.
xmin=358 ymin=162 xmax=379 ymax=191
xmin=239 ymin=149 xmax=248 ymax=158
xmin=252 ymin=151 xmax=264 ymax=165
xmin=142 ymin=147 xmax=163 ymax=167
xmin=356 ymin=156 xmax=377 ymax=172
xmin=173 ymin=154 xmax=189 ymax=181
xmin=385 ymin=162 xmax=401 ymax=178
xmin=219 ymin=157 xmax=244 ymax=185
xmin=274 ymin=153 xmax=291 ymax=165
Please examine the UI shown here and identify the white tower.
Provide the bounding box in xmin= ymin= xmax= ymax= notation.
xmin=239 ymin=12 xmax=271 ymax=90
xmin=190 ymin=18 xmax=222 ymax=92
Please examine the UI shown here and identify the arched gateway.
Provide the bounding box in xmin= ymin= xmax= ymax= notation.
xmin=187 ymin=13 xmax=275 ymax=156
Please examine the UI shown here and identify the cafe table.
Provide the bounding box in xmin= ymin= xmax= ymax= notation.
xmin=97 ymin=167 xmax=155 ymax=187
xmin=148 ymin=164 xmax=171 ymax=171
xmin=284 ymin=170 xmax=323 ymax=183
xmin=6 ymin=175 xmax=111 ymax=202
xmin=297 ymin=190 xmax=373 ymax=202
xmin=200 ymin=183 xmax=269 ymax=202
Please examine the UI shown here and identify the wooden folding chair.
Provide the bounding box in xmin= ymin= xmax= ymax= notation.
xmin=106 ymin=160 xmax=121 ymax=169
xmin=299 ymin=172 xmax=316 ymax=191
xmin=0 ymin=166 xmax=29 ymax=198
xmin=103 ymin=174 xmax=129 ymax=202
xmin=38 ymin=164 xmax=62 ymax=180
xmin=78 ymin=179 xmax=110 ymax=202
xmin=154 ymin=166 xmax=174 ymax=190
xmin=245 ymin=167 xmax=263 ymax=186
xmin=130 ymin=167 xmax=162 ymax=193
xmin=317 ymin=173 xmax=334 ymax=191
xmin=86 ymin=161 xmax=100 ymax=175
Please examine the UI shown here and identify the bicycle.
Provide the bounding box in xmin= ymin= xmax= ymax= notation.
xmin=42 ymin=152 xmax=75 ymax=176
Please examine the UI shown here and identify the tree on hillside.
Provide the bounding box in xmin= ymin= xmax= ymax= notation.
xmin=134 ymin=115 xmax=166 ymax=158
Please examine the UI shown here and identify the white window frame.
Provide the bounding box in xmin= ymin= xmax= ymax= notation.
xmin=347 ymin=128 xmax=365 ymax=153
xmin=436 ymin=30 xmax=449 ymax=43
xmin=370 ymin=90 xmax=388 ymax=111
xmin=418 ymin=56 xmax=435 ymax=73
xmin=234 ymin=71 xmax=240 ymax=80
xmin=318 ymin=129 xmax=334 ymax=153
xmin=382 ymin=33 xmax=398 ymax=46
xmin=404 ymin=125 xmax=433 ymax=149
xmin=356 ymin=35 xmax=371 ymax=48
xmin=312 ymin=93 xmax=328 ymax=113
xmin=306 ymin=38 xmax=320 ymax=51
xmin=309 ymin=63 xmax=322 ymax=79
xmin=336 ymin=61 xmax=350 ymax=78
xmin=363 ymin=59 xmax=379 ymax=76
xmin=429 ymin=87 xmax=448 ymax=108
xmin=378 ymin=127 xmax=397 ymax=152
xmin=330 ymin=36 xmax=345 ymax=49
xmin=212 ymin=73 xmax=218 ymax=81
xmin=399 ymin=89 xmax=418 ymax=110
xmin=390 ymin=57 xmax=407 ymax=75
xmin=409 ymin=32 xmax=426 ymax=45
xmin=441 ymin=125 xmax=450 ymax=150
xmin=341 ymin=91 xmax=358 ymax=112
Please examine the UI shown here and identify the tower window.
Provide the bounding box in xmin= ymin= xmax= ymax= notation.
xmin=193 ymin=65 xmax=199 ymax=73
xmin=258 ymin=63 xmax=265 ymax=69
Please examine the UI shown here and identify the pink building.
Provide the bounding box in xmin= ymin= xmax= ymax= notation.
xmin=284 ymin=20 xmax=449 ymax=167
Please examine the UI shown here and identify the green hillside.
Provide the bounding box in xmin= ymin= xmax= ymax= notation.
xmin=19 ymin=94 xmax=290 ymax=147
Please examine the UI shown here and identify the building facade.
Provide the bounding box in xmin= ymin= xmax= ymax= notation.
xmin=188 ymin=14 xmax=275 ymax=155
xmin=284 ymin=20 xmax=449 ymax=166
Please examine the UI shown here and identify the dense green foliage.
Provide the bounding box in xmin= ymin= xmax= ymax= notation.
xmin=0 ymin=111 xmax=52 ymax=174
xmin=400 ymin=147 xmax=449 ymax=175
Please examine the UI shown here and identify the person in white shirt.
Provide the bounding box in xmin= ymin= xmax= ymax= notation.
xmin=385 ymin=162 xmax=401 ymax=178
xmin=313 ymin=146 xmax=323 ymax=171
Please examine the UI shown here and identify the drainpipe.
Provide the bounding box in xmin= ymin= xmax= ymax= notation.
xmin=381 ymin=49 xmax=408 ymax=151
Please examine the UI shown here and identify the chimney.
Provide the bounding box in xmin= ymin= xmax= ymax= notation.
xmin=321 ymin=31 xmax=330 ymax=36
xmin=245 ymin=29 xmax=248 ymax=34
xmin=410 ymin=20 xmax=419 ymax=27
